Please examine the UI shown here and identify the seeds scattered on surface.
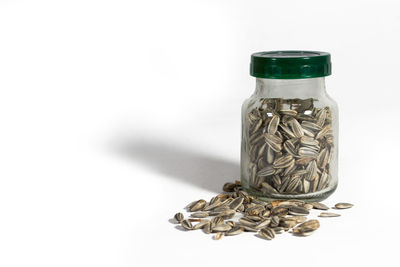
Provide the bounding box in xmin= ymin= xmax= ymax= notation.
xmin=319 ymin=212 xmax=341 ymax=217
xmin=334 ymin=203 xmax=353 ymax=209
xmin=173 ymin=180 xmax=352 ymax=240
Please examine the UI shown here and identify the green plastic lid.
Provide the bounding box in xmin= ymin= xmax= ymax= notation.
xmin=250 ymin=51 xmax=331 ymax=79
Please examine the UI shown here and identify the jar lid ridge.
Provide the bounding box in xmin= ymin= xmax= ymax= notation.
xmin=250 ymin=51 xmax=331 ymax=79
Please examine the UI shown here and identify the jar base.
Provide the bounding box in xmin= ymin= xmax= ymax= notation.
xmin=242 ymin=180 xmax=337 ymax=203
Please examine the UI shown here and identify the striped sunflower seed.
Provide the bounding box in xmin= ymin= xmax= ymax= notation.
xmin=193 ymin=220 xmax=211 ymax=230
xmin=181 ymin=219 xmax=193 ymax=230
xmin=267 ymin=115 xmax=280 ymax=134
xmin=191 ymin=211 xmax=209 ymax=218
xmin=259 ymin=227 xmax=275 ymax=240
xmin=212 ymin=223 xmax=232 ymax=232
xmin=225 ymin=226 xmax=244 ymax=236
xmin=173 ymin=212 xmax=184 ymax=223
xmin=292 ymin=219 xmax=320 ymax=236
xmin=311 ymin=202 xmax=329 ymax=210
xmin=189 ymin=199 xmax=206 ymax=212
xmin=214 ymin=232 xmax=224 ymax=240
xmin=334 ymin=203 xmax=353 ymax=209
xmin=319 ymin=212 xmax=341 ymax=217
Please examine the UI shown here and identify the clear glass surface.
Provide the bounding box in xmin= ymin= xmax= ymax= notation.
xmin=241 ymin=77 xmax=338 ymax=202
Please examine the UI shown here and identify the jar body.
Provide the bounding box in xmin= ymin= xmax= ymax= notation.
xmin=241 ymin=78 xmax=338 ymax=202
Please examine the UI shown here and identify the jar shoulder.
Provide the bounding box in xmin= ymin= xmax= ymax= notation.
xmin=242 ymin=93 xmax=338 ymax=112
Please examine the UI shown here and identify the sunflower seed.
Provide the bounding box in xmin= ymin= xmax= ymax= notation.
xmin=302 ymin=127 xmax=315 ymax=137
xmin=226 ymin=221 xmax=236 ymax=228
xmin=181 ymin=219 xmax=193 ymax=230
xmin=279 ymin=124 xmax=296 ymax=138
xmin=266 ymin=146 xmax=275 ymax=164
xmin=285 ymin=175 xmax=301 ymax=193
xmin=219 ymin=209 xmax=236 ymax=220
xmin=264 ymin=133 xmax=283 ymax=152
xmin=252 ymin=119 xmax=263 ymax=134
xmin=204 ymin=199 xmax=223 ymax=211
xmin=302 ymin=203 xmax=313 ymax=210
xmin=279 ymin=109 xmax=298 ymax=116
xmin=316 ymin=108 xmax=327 ymax=126
xmin=316 ymin=125 xmax=331 ymax=140
xmin=255 ymin=218 xmax=272 ymax=229
xmin=311 ymin=202 xmax=329 ymax=210
xmin=214 ymin=232 xmax=224 ymax=240
xmin=257 ymin=166 xmax=275 ymax=176
xmin=279 ymin=218 xmax=297 ymax=229
xmin=272 ymin=175 xmax=282 ymax=188
xmin=319 ymin=212 xmax=341 ymax=217
xmin=211 ymin=216 xmax=224 ymax=227
xmin=191 ymin=211 xmax=209 ymax=218
xmin=239 ymin=217 xmax=257 ymax=227
xmin=270 ymin=216 xmax=280 ymax=227
xmin=203 ymin=222 xmax=212 ymax=234
xmin=225 ymin=226 xmax=244 ymax=236
xmin=317 ymin=171 xmax=329 ymax=191
xmin=283 ymin=140 xmax=297 ymax=156
xmin=289 ymin=216 xmax=308 ymax=224
xmin=193 ymin=220 xmax=211 ymax=230
xmin=242 ymin=225 xmax=258 ymax=232
xmin=305 ymin=160 xmax=318 ymax=181
xmin=189 ymin=199 xmax=206 ymax=212
xmin=334 ymin=203 xmax=353 ymax=209
xmin=273 ymin=155 xmax=294 ymax=168
xmin=300 ymin=136 xmax=319 ymax=147
xmin=212 ymin=223 xmax=232 ymax=232
xmin=299 ymin=147 xmax=319 ymax=158
xmin=292 ymin=219 xmax=320 ymax=235
xmin=271 ymin=206 xmax=289 ymax=217
xmin=173 ymin=212 xmax=184 ymax=223
xmin=288 ymin=206 xmax=310 ymax=216
xmin=288 ymin=118 xmax=304 ymax=138
xmin=259 ymin=227 xmax=275 ymax=240
xmin=260 ymin=182 xmax=279 ymax=194
xmin=317 ymin=148 xmax=329 ymax=169
xmin=301 ymin=121 xmax=322 ymax=131
xmin=271 ymin=227 xmax=285 ymax=234
xmin=223 ymin=182 xmax=237 ymax=192
xmin=229 ymin=197 xmax=244 ymax=210
xmin=268 ymin=115 xmax=280 ymax=134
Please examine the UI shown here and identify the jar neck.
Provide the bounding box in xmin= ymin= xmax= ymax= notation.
xmin=254 ymin=77 xmax=326 ymax=98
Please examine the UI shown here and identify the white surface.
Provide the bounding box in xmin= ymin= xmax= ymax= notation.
xmin=0 ymin=0 xmax=399 ymax=266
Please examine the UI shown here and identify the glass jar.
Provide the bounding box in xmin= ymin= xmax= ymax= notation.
xmin=241 ymin=51 xmax=338 ymax=202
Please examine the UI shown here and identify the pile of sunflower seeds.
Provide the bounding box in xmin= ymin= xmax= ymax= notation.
xmin=172 ymin=181 xmax=353 ymax=240
xmin=245 ymin=98 xmax=335 ymax=195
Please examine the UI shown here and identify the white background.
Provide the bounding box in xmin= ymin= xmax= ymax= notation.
xmin=0 ymin=0 xmax=399 ymax=266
